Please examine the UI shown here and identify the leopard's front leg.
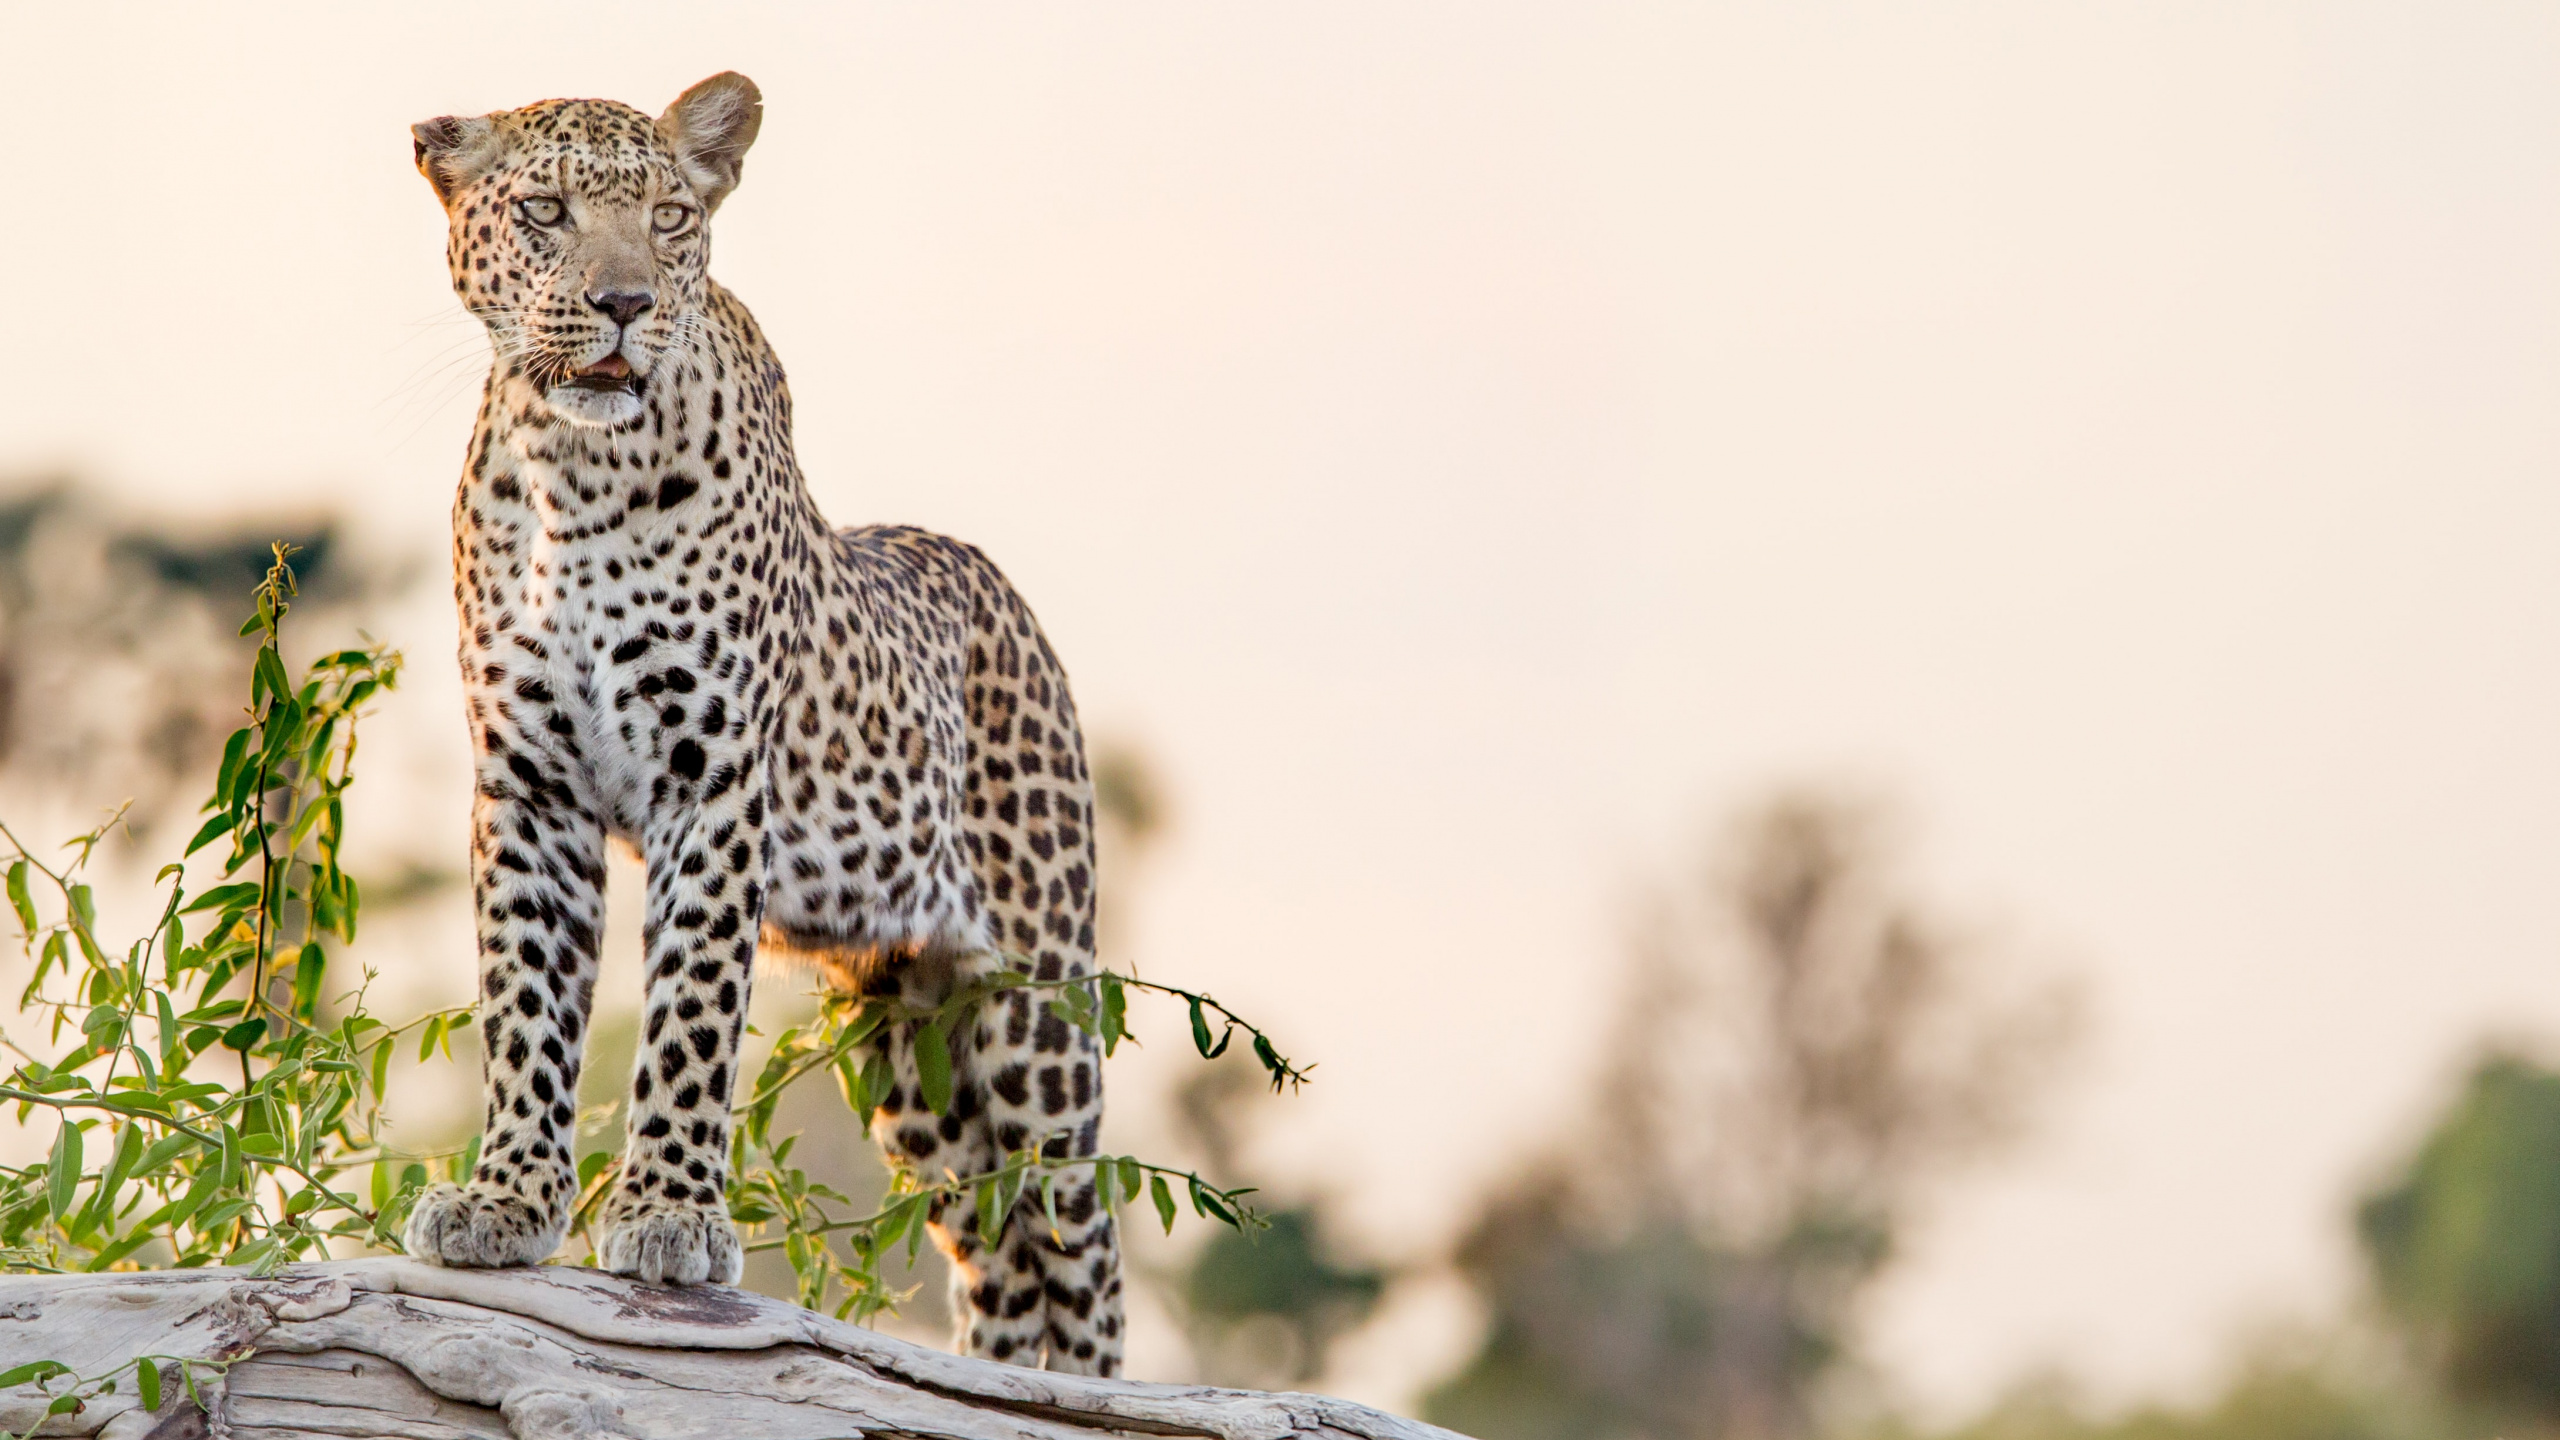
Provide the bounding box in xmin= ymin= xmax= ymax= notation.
xmin=592 ymin=753 xmax=769 ymax=1285
xmin=405 ymin=733 xmax=607 ymax=1270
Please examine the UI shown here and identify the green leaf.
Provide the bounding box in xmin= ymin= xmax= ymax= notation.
xmin=0 ymin=1360 xmax=70 ymax=1388
xmin=135 ymin=1131 xmax=199 ymax=1178
xmin=1253 ymin=1033 xmax=1282 ymax=1081
xmin=873 ymin=1194 xmax=912 ymax=1251
xmin=70 ymin=908 xmax=107 ymax=971
xmin=47 ymin=1119 xmax=83 ymax=1225
xmin=81 ymin=1123 xmax=146 ymax=1236
xmin=212 ymin=727 xmax=251 ymax=807
xmin=179 ymin=883 xmax=262 ymax=916
xmin=1190 ymin=1177 xmax=1237 ymax=1227
xmin=291 ymin=944 xmax=327 ymax=1018
xmin=83 ymin=1228 xmax=157 ymax=1271
xmin=1186 ymin=997 xmax=1230 ymax=1058
xmin=285 ymin=796 xmax=330 ymax=855
xmin=138 ymin=1357 xmax=161 ymax=1411
xmin=231 ymin=1233 xmax=284 ymax=1274
xmin=254 ymin=647 xmax=291 ymax=711
xmin=5 ymin=860 xmax=33 ymax=934
xmin=191 ymin=1197 xmax=255 ymax=1237
xmin=261 ymin=697 xmax=303 ymax=764
xmin=831 ymin=1053 xmax=866 ymax=1123
xmin=1117 ymin=1157 xmax=1142 ymax=1209
xmin=1098 ymin=973 xmax=1127 ymax=1056
xmin=156 ymin=990 xmax=183 ymax=1072
xmin=181 ymin=999 xmax=244 ymax=1027
xmin=159 ymin=1080 xmax=229 ymax=1109
xmin=977 ymin=1174 xmax=1004 ymax=1243
xmin=842 ymin=1002 xmax=888 ymax=1049
xmin=905 ymin=1193 xmax=930 ymax=1263
xmin=858 ymin=1049 xmax=894 ymax=1122
xmin=914 ymin=1017 xmax=953 ymax=1115
xmin=33 ymin=926 xmax=64 ymax=985
xmin=183 ymin=811 xmax=233 ymax=858
xmin=337 ymin=872 xmax=363 ymax=942
xmin=1150 ymin=1173 xmax=1177 ymax=1235
xmin=195 ymin=950 xmax=245 ymax=1004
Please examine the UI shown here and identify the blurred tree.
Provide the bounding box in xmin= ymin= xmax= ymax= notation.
xmin=1426 ymin=791 xmax=2080 ymax=1440
xmin=1092 ymin=738 xmax=1170 ymax=967
xmin=1095 ymin=739 xmax=1387 ymax=1387
xmin=1167 ymin=1052 xmax=1387 ymax=1388
xmin=2358 ymin=1050 xmax=2560 ymax=1423
xmin=0 ymin=482 xmax=393 ymax=830
xmin=1871 ymin=1335 xmax=2448 ymax=1440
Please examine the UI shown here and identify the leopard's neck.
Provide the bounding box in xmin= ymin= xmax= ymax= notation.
xmin=469 ymin=284 xmax=818 ymax=549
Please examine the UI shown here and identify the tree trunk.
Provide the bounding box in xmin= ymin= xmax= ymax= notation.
xmin=0 ymin=1259 xmax=1467 ymax=1440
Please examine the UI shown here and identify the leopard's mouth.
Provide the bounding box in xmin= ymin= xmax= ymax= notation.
xmin=564 ymin=353 xmax=640 ymax=394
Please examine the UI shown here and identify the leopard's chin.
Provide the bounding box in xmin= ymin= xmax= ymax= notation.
xmin=544 ymin=382 xmax=646 ymax=428
xmin=540 ymin=351 xmax=649 ymax=426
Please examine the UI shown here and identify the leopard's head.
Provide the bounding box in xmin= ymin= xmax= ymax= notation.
xmin=412 ymin=73 xmax=762 ymax=429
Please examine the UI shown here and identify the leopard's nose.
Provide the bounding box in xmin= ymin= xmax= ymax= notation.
xmin=587 ymin=289 xmax=655 ymax=327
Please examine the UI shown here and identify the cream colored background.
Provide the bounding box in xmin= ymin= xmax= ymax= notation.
xmin=2 ymin=1 xmax=2555 ymax=1417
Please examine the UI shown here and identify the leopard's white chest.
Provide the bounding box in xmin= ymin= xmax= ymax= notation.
xmin=495 ymin=461 xmax=709 ymax=840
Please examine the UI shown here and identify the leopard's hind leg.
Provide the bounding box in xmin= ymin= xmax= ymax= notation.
xmin=849 ymin=946 xmax=1121 ymax=1373
xmin=963 ymin=952 xmax=1124 ymax=1374
xmin=845 ymin=947 xmax=1050 ymax=1366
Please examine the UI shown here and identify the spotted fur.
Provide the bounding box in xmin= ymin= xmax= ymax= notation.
xmin=398 ymin=73 xmax=1123 ymax=1375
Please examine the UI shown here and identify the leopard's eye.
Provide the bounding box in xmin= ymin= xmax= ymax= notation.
xmin=517 ymin=196 xmax=565 ymax=227
xmin=653 ymin=203 xmax=692 ymax=235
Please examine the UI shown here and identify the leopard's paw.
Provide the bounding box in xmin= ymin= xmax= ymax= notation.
xmin=595 ymin=1200 xmax=743 ymax=1286
xmin=401 ymin=1182 xmax=566 ymax=1270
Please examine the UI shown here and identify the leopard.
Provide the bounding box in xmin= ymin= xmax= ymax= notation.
xmin=398 ymin=72 xmax=1124 ymax=1376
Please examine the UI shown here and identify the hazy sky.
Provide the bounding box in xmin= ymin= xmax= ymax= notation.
xmin=4 ymin=1 xmax=2556 ymax=1416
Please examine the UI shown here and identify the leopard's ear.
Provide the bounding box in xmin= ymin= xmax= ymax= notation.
xmin=659 ymin=72 xmax=763 ymax=214
xmin=411 ymin=114 xmax=503 ymax=207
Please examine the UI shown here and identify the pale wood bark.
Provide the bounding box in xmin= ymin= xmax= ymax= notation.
xmin=0 ymin=1259 xmax=1469 ymax=1440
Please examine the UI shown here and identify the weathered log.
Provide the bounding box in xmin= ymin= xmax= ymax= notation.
xmin=0 ymin=1259 xmax=1466 ymax=1440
